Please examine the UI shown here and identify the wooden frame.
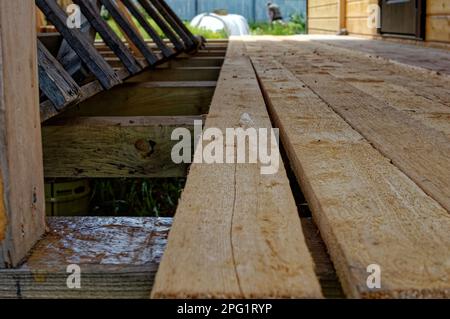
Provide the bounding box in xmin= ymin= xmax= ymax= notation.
xmin=0 ymin=0 xmax=46 ymax=268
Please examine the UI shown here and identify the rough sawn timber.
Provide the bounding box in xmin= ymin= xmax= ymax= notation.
xmin=151 ymin=39 xmax=323 ymax=298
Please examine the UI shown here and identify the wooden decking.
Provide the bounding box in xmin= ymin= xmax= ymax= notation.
xmin=153 ymin=36 xmax=450 ymax=298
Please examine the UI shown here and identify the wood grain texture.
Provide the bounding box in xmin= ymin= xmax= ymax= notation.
xmin=127 ymin=67 xmax=221 ymax=82
xmin=277 ymin=52 xmax=450 ymax=213
xmin=151 ymin=39 xmax=322 ymax=299
xmin=0 ymin=217 xmax=171 ymax=299
xmin=246 ymin=50 xmax=450 ymax=298
xmin=0 ymin=0 xmax=46 ymax=267
xmin=37 ymin=40 xmax=81 ymax=110
xmin=36 ymin=0 xmax=122 ymax=89
xmin=59 ymin=81 xmax=215 ymax=117
xmin=43 ymin=116 xmax=199 ymax=178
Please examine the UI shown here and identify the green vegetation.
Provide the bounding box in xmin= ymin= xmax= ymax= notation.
xmin=101 ymin=11 xmax=304 ymax=40
xmin=90 ymin=178 xmax=186 ymax=217
xmin=250 ymin=13 xmax=306 ymax=36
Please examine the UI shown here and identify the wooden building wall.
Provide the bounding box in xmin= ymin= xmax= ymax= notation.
xmin=308 ymin=0 xmax=450 ymax=44
xmin=345 ymin=0 xmax=378 ymax=36
xmin=308 ymin=0 xmax=339 ymax=34
xmin=426 ymin=0 xmax=450 ymax=43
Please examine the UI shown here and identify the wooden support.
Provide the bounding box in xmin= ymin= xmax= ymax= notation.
xmin=121 ymin=0 xmax=175 ymax=58
xmin=37 ymin=40 xmax=81 ymax=110
xmin=137 ymin=0 xmax=185 ymax=51
xmin=43 ymin=116 xmax=200 ymax=178
xmin=101 ymin=0 xmax=159 ymax=65
xmin=127 ymin=66 xmax=221 ymax=82
xmin=250 ymin=56 xmax=450 ymax=298
xmin=72 ymin=0 xmax=142 ymax=75
xmin=58 ymin=81 xmax=215 ymax=118
xmin=151 ymin=40 xmax=322 ymax=299
xmin=40 ymin=68 xmax=129 ymax=122
xmin=0 ymin=0 xmax=46 ymax=268
xmin=338 ymin=0 xmax=346 ymax=33
xmin=0 ymin=217 xmax=171 ymax=298
xmin=36 ymin=0 xmax=121 ymax=89
xmin=36 ymin=7 xmax=46 ymax=32
xmin=148 ymin=0 xmax=196 ymax=50
xmin=115 ymin=0 xmax=143 ymax=57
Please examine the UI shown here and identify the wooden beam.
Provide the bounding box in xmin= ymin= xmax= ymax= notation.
xmin=36 ymin=0 xmax=122 ymax=89
xmin=0 ymin=217 xmax=170 ymax=298
xmin=40 ymin=68 xmax=130 ymax=122
xmin=246 ymin=39 xmax=450 ymax=298
xmin=127 ymin=66 xmax=221 ymax=82
xmin=137 ymin=0 xmax=185 ymax=51
xmin=72 ymin=0 xmax=142 ymax=75
xmin=148 ymin=0 xmax=196 ymax=50
xmin=281 ymin=52 xmax=450 ymax=213
xmin=0 ymin=0 xmax=46 ymax=267
xmin=121 ymin=0 xmax=175 ymax=58
xmin=37 ymin=40 xmax=81 ymax=110
xmin=58 ymin=81 xmax=215 ymax=118
xmin=101 ymin=0 xmax=159 ymax=65
xmin=151 ymin=40 xmax=322 ymax=299
xmin=43 ymin=116 xmax=200 ymax=178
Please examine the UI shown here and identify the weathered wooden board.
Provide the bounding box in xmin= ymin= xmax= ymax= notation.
xmin=43 ymin=116 xmax=200 ymax=178
xmin=151 ymin=39 xmax=322 ymax=299
xmin=248 ymin=54 xmax=450 ymax=298
xmin=276 ymin=46 xmax=450 ymax=213
xmin=100 ymin=0 xmax=159 ymax=65
xmin=127 ymin=67 xmax=221 ymax=82
xmin=0 ymin=217 xmax=171 ymax=299
xmin=37 ymin=40 xmax=82 ymax=110
xmin=72 ymin=0 xmax=142 ymax=75
xmin=0 ymin=0 xmax=46 ymax=267
xmin=36 ymin=0 xmax=122 ymax=89
xmin=59 ymin=81 xmax=215 ymax=117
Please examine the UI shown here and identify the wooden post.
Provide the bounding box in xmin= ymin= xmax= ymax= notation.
xmin=0 ymin=0 xmax=46 ymax=268
xmin=338 ymin=0 xmax=347 ymax=34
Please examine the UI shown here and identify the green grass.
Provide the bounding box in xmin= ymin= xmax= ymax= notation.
xmin=90 ymin=178 xmax=186 ymax=217
xmin=250 ymin=14 xmax=306 ymax=36
xmin=102 ymin=15 xmax=227 ymax=40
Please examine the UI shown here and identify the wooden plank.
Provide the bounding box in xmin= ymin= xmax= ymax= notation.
xmin=40 ymin=68 xmax=130 ymax=122
xmin=43 ymin=116 xmax=200 ymax=178
xmin=0 ymin=217 xmax=171 ymax=298
xmin=127 ymin=66 xmax=221 ymax=82
xmin=0 ymin=0 xmax=46 ymax=267
xmin=426 ymin=16 xmax=450 ymax=43
xmin=36 ymin=0 xmax=122 ymax=89
xmin=59 ymin=81 xmax=215 ymax=118
xmin=148 ymin=0 xmax=196 ymax=50
xmin=137 ymin=0 xmax=185 ymax=51
xmin=172 ymin=57 xmax=225 ymax=67
xmin=37 ymin=40 xmax=82 ymax=110
xmin=72 ymin=0 xmax=142 ymax=75
xmin=277 ymin=44 xmax=450 ymax=213
xmin=248 ymin=54 xmax=450 ymax=298
xmin=100 ymin=0 xmax=159 ymax=65
xmin=151 ymin=39 xmax=322 ymax=299
xmin=121 ymin=0 xmax=175 ymax=58
xmin=277 ymin=38 xmax=450 ymax=136
xmin=427 ymin=0 xmax=450 ymax=15
xmin=304 ymin=36 xmax=450 ymax=101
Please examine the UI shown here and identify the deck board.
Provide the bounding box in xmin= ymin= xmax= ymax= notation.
xmin=151 ymin=39 xmax=323 ymax=299
xmin=248 ymin=54 xmax=450 ymax=298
